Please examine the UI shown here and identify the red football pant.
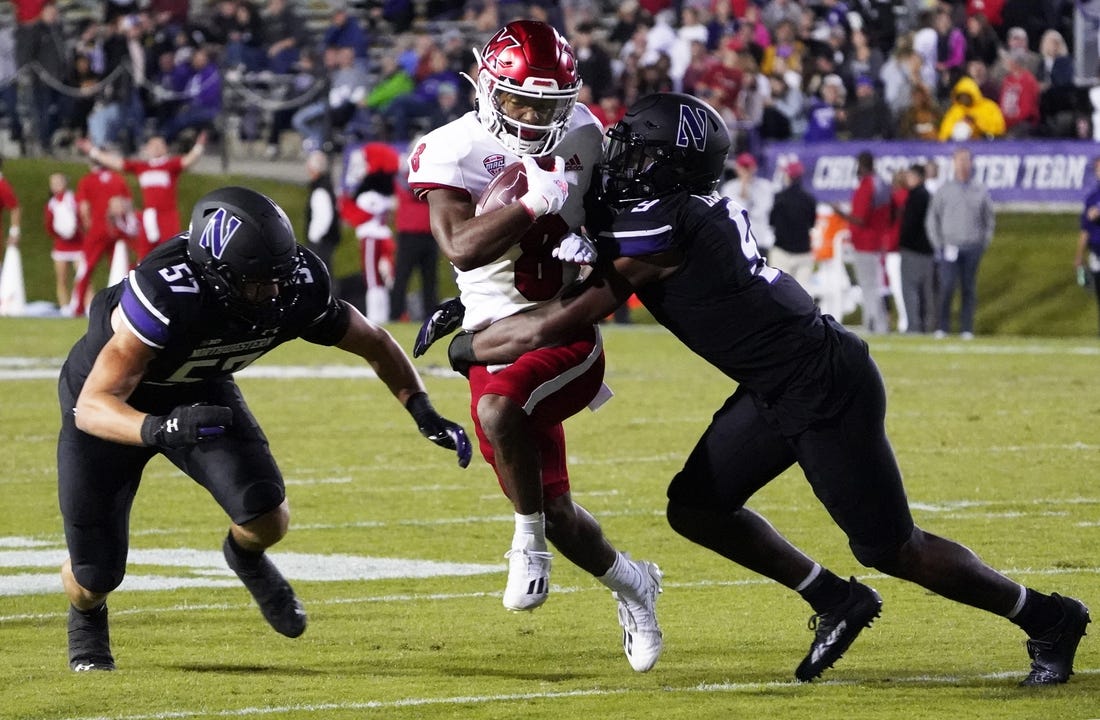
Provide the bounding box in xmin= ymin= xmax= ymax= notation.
xmin=466 ymin=325 xmax=605 ymax=501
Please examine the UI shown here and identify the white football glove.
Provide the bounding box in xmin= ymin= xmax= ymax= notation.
xmin=518 ymin=155 xmax=568 ymax=219
xmin=551 ymin=232 xmax=597 ymax=265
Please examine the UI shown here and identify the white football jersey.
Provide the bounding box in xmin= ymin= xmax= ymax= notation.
xmin=407 ymin=105 xmax=603 ymax=330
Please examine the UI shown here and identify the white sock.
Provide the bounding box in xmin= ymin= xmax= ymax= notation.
xmin=512 ymin=511 xmax=546 ymax=551
xmin=598 ymin=551 xmax=642 ymax=594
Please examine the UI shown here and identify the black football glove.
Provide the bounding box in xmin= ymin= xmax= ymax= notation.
xmin=413 ymin=297 xmax=465 ymax=357
xmin=140 ymin=403 xmax=233 ymax=450
xmin=405 ymin=392 xmax=472 ymax=468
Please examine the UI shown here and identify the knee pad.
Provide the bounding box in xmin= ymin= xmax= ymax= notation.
xmin=239 ymin=481 xmax=286 ymax=522
xmin=73 ymin=561 xmax=124 ymax=595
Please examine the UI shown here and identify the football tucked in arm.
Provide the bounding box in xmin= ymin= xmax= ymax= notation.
xmin=475 ymin=161 xmax=527 ymax=216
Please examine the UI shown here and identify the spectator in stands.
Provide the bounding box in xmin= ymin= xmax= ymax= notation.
xmin=697 ymin=41 xmax=745 ymax=125
xmin=572 ymin=22 xmax=615 ymax=101
xmin=937 ymin=75 xmax=1005 ymax=140
xmin=1075 ymin=157 xmax=1100 ymax=336
xmin=77 ymin=131 xmax=207 ymax=260
xmin=357 ymin=54 xmax=415 ymax=139
xmin=0 ymin=26 xmax=24 ymax=155
xmin=45 ymin=173 xmax=85 ymax=314
xmin=760 ymin=73 xmax=803 ymax=140
xmin=71 ymin=156 xmax=133 ymax=317
xmin=608 ymin=0 xmax=643 ymax=47
xmin=932 ymin=7 xmax=967 ymax=98
xmin=292 ymin=45 xmax=367 ymax=152
xmin=262 ymin=0 xmax=307 ymax=74
xmin=926 ymin=147 xmax=995 ymax=340
xmin=64 ymin=53 xmax=100 ymax=141
xmin=768 ymin=159 xmax=817 ymax=288
xmin=303 ymin=150 xmax=341 ymax=275
xmin=804 ymin=73 xmax=846 ymax=142
xmin=762 ymin=19 xmax=805 ymax=79
xmin=762 ymin=0 xmax=804 ymax=36
xmin=383 ymin=48 xmax=463 ymax=141
xmin=896 ymin=82 xmax=942 ymax=140
xmin=389 ymin=146 xmax=438 ymax=323
xmin=87 ymin=14 xmax=147 ymax=154
xmin=880 ymin=44 xmax=921 ymax=119
xmin=148 ymin=0 xmax=190 ymax=28
xmin=965 ymin=59 xmax=1000 ymax=101
xmin=967 ymin=0 xmax=1005 ymax=30
xmin=160 ymin=46 xmax=222 ymax=145
xmin=848 ymin=75 xmax=893 ymax=139
xmin=998 ymin=26 xmax=1040 ymax=79
xmin=845 ymin=28 xmax=884 ymax=85
xmin=22 ymin=2 xmax=67 ymax=155
xmin=1036 ymin=29 xmax=1076 ymax=135
xmin=833 ymin=150 xmax=892 ymax=334
xmin=321 ymin=0 xmax=368 ymax=63
xmin=899 ymin=163 xmax=935 ymax=334
xmin=999 ymin=49 xmax=1040 ymax=137
xmin=963 ymin=12 xmax=1000 ymax=67
xmin=224 ymin=0 xmax=265 ymax=73
xmin=720 ymin=153 xmax=775 ymax=258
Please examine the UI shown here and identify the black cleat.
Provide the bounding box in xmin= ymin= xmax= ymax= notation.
xmin=68 ymin=604 xmax=116 ymax=672
xmin=223 ymin=537 xmax=308 ymax=638
xmin=795 ymin=578 xmax=882 ymax=682
xmin=1020 ymin=594 xmax=1090 ymax=686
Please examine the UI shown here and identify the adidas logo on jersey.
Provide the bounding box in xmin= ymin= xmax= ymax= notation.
xmin=563 ymin=154 xmax=583 ymax=172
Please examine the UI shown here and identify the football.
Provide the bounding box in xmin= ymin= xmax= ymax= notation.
xmin=475 ymin=161 xmax=527 ymax=216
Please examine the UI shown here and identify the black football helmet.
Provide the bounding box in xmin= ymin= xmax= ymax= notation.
xmin=186 ymin=186 xmax=302 ymax=329
xmin=598 ymin=92 xmax=731 ymax=207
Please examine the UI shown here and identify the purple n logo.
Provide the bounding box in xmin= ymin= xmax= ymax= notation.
xmin=198 ymin=208 xmax=242 ymax=259
xmin=676 ymin=104 xmax=708 ymax=151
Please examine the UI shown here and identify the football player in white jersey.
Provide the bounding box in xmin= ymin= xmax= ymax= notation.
xmin=407 ymin=20 xmax=662 ymax=672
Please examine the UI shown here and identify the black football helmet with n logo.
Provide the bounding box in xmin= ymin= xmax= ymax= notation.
xmin=186 ymin=186 xmax=303 ymax=329
xmin=598 ymin=92 xmax=731 ymax=207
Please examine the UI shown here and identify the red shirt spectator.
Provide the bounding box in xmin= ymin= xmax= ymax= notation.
xmin=967 ymin=0 xmax=1004 ymax=29
xmin=999 ymin=53 xmax=1040 ymax=135
xmin=11 ymin=0 xmax=49 ymax=23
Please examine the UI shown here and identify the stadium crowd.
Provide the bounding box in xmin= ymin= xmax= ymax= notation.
xmin=0 ymin=0 xmax=1088 ymax=160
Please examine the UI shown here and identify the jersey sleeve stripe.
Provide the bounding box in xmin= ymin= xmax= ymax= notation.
xmin=119 ymin=310 xmax=163 ymax=349
xmin=600 ymin=224 xmax=674 ymax=257
xmin=120 ymin=273 xmax=170 ymax=348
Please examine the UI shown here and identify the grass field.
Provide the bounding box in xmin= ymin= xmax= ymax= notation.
xmin=1 ymin=318 xmax=1098 ymax=720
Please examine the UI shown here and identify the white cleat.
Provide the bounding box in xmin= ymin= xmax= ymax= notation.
xmin=614 ymin=560 xmax=664 ymax=672
xmin=503 ymin=547 xmax=552 ymax=611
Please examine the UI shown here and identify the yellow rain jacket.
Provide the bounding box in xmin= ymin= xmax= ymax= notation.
xmin=937 ymin=76 xmax=1006 ymax=141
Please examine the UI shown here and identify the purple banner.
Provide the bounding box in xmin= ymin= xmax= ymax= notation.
xmin=760 ymin=140 xmax=1098 ymax=206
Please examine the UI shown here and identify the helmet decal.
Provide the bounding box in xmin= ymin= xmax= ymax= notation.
xmin=677 ymin=104 xmax=709 ymax=151
xmin=482 ymin=28 xmax=521 ymax=73
xmin=197 ymin=207 xmax=242 ymax=260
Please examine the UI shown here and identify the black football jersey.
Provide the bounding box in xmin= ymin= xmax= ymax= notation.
xmin=594 ymin=192 xmax=871 ymax=434
xmin=60 ymin=235 xmax=350 ymax=403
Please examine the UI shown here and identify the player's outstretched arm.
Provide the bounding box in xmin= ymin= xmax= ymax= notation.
xmin=335 ymin=304 xmax=471 ymax=467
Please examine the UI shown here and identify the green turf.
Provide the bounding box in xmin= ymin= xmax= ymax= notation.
xmin=0 ymin=320 xmax=1096 ymax=719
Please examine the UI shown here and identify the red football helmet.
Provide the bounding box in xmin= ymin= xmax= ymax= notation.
xmin=472 ymin=21 xmax=580 ymax=157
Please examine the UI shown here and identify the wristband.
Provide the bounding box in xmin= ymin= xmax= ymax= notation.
xmin=8 ymin=226 xmax=18 ymax=239
xmin=405 ymin=391 xmax=435 ymax=426
xmin=139 ymin=414 xmax=164 ymax=446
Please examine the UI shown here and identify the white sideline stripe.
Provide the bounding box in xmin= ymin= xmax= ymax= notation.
xmin=6 ymin=567 xmax=1099 ymax=624
xmin=56 ymin=668 xmax=1100 ymax=720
